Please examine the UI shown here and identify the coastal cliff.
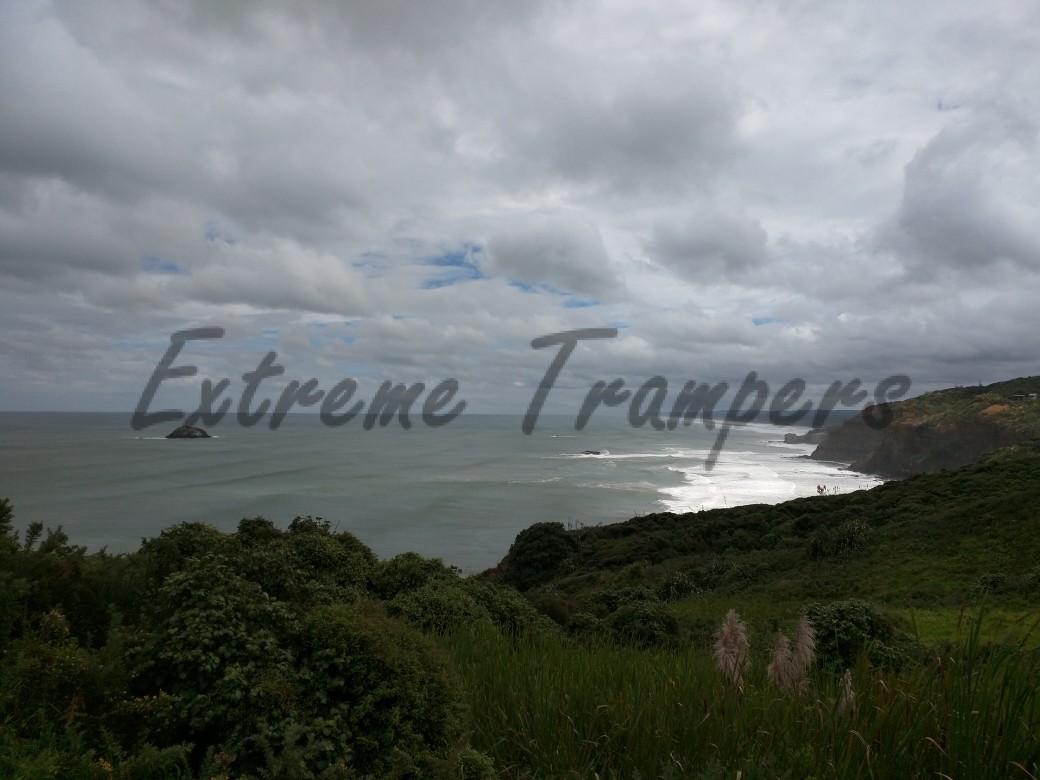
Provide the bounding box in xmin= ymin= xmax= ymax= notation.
xmin=811 ymin=377 xmax=1040 ymax=477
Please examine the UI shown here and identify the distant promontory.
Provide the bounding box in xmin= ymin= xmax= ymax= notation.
xmin=810 ymin=377 xmax=1040 ymax=478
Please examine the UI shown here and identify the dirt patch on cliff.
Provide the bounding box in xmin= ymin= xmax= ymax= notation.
xmin=982 ymin=403 xmax=1010 ymax=415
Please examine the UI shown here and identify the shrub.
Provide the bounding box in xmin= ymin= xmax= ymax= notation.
xmin=466 ymin=580 xmax=559 ymax=636
xmin=804 ymin=599 xmax=907 ymax=670
xmin=129 ymin=555 xmax=294 ymax=759
xmin=291 ymin=602 xmax=466 ymax=777
xmin=370 ymin=552 xmax=460 ymax=600
xmin=388 ymin=579 xmax=491 ymax=634
xmin=137 ymin=522 xmax=227 ymax=588
xmin=832 ymin=519 xmax=871 ymax=557
xmin=604 ymin=603 xmax=679 ymax=648
xmin=596 ymin=585 xmax=659 ymax=614
xmin=656 ymin=570 xmax=699 ymax=601
xmin=500 ymin=522 xmax=579 ymax=590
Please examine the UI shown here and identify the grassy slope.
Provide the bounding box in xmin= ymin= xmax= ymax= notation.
xmin=495 ymin=440 xmax=1040 ymax=644
xmin=551 ymin=445 xmax=1040 ymax=599
xmin=892 ymin=377 xmax=1040 ymax=427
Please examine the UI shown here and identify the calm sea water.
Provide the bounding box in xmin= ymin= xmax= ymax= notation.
xmin=0 ymin=412 xmax=881 ymax=573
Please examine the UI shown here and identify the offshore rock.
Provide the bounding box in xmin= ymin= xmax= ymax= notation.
xmin=166 ymin=425 xmax=212 ymax=439
xmin=783 ymin=428 xmax=829 ymax=445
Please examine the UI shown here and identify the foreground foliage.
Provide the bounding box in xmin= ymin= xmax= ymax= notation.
xmin=442 ymin=611 xmax=1039 ymax=779
xmin=0 ymin=509 xmax=516 ymax=778
xmin=1 ymin=440 xmax=1039 ymax=777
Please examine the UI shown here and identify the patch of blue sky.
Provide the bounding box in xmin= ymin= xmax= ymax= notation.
xmin=752 ymin=316 xmax=780 ymax=326
xmin=422 ymin=271 xmax=482 ymax=289
xmin=564 ymin=298 xmax=598 ymax=309
xmin=308 ymin=332 xmax=355 ymax=349
xmin=509 ymin=279 xmax=539 ymax=293
xmin=424 ymin=248 xmax=476 ymax=267
xmin=508 ymin=280 xmax=569 ymax=296
xmin=421 ymin=247 xmax=485 ymax=289
xmin=139 ymin=256 xmax=187 ymax=275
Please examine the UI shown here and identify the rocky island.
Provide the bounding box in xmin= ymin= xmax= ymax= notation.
xmin=165 ymin=425 xmax=212 ymax=439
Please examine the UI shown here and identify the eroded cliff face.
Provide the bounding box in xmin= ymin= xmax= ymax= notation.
xmin=810 ymin=378 xmax=1040 ymax=477
xmin=808 ymin=415 xmax=884 ymax=465
xmin=850 ymin=418 xmax=1031 ymax=477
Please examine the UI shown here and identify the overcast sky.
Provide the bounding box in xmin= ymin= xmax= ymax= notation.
xmin=2 ymin=0 xmax=1039 ymax=421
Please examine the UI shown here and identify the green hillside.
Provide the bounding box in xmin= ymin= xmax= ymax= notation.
xmin=493 ymin=440 xmax=1040 ymax=601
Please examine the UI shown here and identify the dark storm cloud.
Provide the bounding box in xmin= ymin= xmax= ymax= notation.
xmin=876 ymin=105 xmax=1040 ymax=280
xmin=1 ymin=0 xmax=1039 ymax=411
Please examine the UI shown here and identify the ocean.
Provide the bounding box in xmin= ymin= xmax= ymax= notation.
xmin=0 ymin=412 xmax=882 ymax=573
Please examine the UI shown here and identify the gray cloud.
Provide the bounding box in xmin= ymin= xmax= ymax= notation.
xmin=482 ymin=210 xmax=619 ymax=297
xmin=876 ymin=105 xmax=1040 ymax=280
xmin=648 ymin=209 xmax=770 ymax=279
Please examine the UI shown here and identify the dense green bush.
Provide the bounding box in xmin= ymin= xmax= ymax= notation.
xmin=656 ymin=570 xmax=699 ymax=601
xmin=370 ymin=551 xmax=461 ymax=600
xmin=388 ymin=579 xmax=491 ymax=634
xmin=500 ymin=521 xmax=579 ymax=590
xmin=292 ymin=602 xmax=466 ymax=777
xmin=0 ymin=508 xmax=500 ymax=778
xmin=595 ymin=585 xmax=659 ymax=615
xmin=603 ymin=603 xmax=680 ymax=648
xmin=804 ymin=599 xmax=915 ymax=670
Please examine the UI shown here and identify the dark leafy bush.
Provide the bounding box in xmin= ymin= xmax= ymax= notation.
xmin=697 ymin=556 xmax=751 ymax=591
xmin=806 ymin=519 xmax=871 ymax=559
xmin=465 ymin=579 xmax=559 ymax=636
xmin=656 ymin=570 xmax=699 ymax=601
xmin=388 ymin=579 xmax=491 ymax=634
xmin=129 ymin=554 xmax=294 ymax=763
xmin=291 ymin=602 xmax=466 ymax=778
xmin=1024 ymin=565 xmax=1040 ymax=597
xmin=500 ymin=522 xmax=579 ymax=590
xmin=804 ymin=599 xmax=909 ymax=669
xmin=370 ymin=551 xmax=460 ymax=600
xmin=832 ymin=519 xmax=872 ymax=557
xmin=0 ymin=611 xmax=114 ymax=739
xmin=528 ymin=588 xmax=576 ymax=628
xmin=596 ymin=585 xmax=659 ymax=614
xmin=604 ymin=603 xmax=679 ymax=648
xmin=137 ymin=522 xmax=228 ymax=588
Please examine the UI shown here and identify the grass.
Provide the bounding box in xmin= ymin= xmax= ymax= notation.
xmin=442 ymin=607 xmax=1040 ymax=779
xmin=898 ymin=604 xmax=1040 ymax=649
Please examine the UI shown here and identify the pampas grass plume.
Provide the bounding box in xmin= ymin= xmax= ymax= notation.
xmin=793 ymin=614 xmax=816 ymax=674
xmin=769 ymin=615 xmax=815 ymax=693
xmin=768 ymin=631 xmax=795 ymax=692
xmin=714 ymin=609 xmax=750 ymax=689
